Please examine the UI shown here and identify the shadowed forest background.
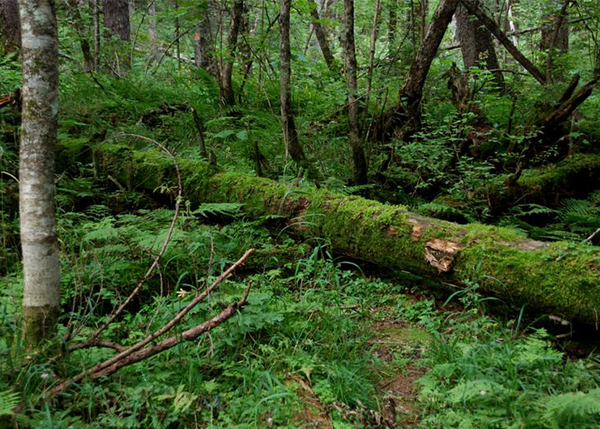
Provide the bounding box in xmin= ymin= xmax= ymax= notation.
xmin=2 ymin=0 xmax=600 ymax=427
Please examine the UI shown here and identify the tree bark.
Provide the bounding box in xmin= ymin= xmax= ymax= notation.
xmin=100 ymin=146 xmax=600 ymax=325
xmin=308 ymin=0 xmax=336 ymax=71
xmin=399 ymin=0 xmax=460 ymax=133
xmin=148 ymin=0 xmax=156 ymax=42
xmin=279 ymin=0 xmax=306 ymax=164
xmin=0 ymin=0 xmax=20 ymax=51
xmin=342 ymin=0 xmax=367 ymax=184
xmin=194 ymin=5 xmax=216 ymax=74
xmin=540 ymin=0 xmax=570 ymax=81
xmin=540 ymin=0 xmax=569 ymax=53
xmin=459 ymin=0 xmax=547 ymax=85
xmin=455 ymin=1 xmax=504 ymax=88
xmin=103 ymin=0 xmax=130 ymax=41
xmin=388 ymin=0 xmax=397 ymax=45
xmin=18 ymin=0 xmax=61 ymax=347
xmin=365 ymin=0 xmax=381 ymax=111
xmin=220 ymin=0 xmax=244 ymax=106
xmin=93 ymin=0 xmax=101 ymax=69
xmin=66 ymin=0 xmax=95 ymax=72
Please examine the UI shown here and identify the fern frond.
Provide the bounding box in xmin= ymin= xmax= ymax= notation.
xmin=193 ymin=203 xmax=243 ymax=218
xmin=542 ymin=389 xmax=600 ymax=425
xmin=0 ymin=389 xmax=19 ymax=416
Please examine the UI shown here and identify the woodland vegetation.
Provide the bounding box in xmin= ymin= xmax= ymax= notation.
xmin=2 ymin=0 xmax=600 ymax=427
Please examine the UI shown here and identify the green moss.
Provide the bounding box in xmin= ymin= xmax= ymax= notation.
xmin=518 ymin=153 xmax=600 ymax=190
xmin=99 ymin=145 xmax=600 ymax=324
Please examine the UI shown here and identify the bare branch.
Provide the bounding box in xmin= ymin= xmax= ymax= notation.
xmin=85 ymin=133 xmax=183 ymax=343
xmin=50 ymin=249 xmax=254 ymax=396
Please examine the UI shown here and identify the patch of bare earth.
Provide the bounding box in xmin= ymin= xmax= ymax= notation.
xmin=368 ymin=317 xmax=430 ymax=428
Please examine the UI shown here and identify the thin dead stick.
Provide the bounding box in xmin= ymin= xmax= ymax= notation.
xmin=81 ymin=133 xmax=182 ymax=345
xmin=90 ymin=285 xmax=251 ymax=379
xmin=68 ymin=340 xmax=126 ymax=353
xmin=53 ymin=249 xmax=254 ymax=395
xmin=587 ymin=228 xmax=600 ymax=243
xmin=51 ymin=283 xmax=251 ymax=395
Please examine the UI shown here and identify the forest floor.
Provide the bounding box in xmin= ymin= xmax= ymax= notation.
xmin=2 ymin=71 xmax=600 ymax=427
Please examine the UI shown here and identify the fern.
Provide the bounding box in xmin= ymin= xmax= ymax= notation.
xmin=192 ymin=202 xmax=243 ymax=218
xmin=559 ymin=199 xmax=600 ymax=228
xmin=512 ymin=203 xmax=558 ymax=217
xmin=542 ymin=389 xmax=600 ymax=427
xmin=0 ymin=389 xmax=19 ymax=416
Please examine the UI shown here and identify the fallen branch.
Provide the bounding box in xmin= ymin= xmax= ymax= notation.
xmin=51 ymin=249 xmax=254 ymax=396
xmin=74 ymin=134 xmax=183 ymax=347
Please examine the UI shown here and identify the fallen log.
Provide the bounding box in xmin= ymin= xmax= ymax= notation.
xmin=97 ymin=144 xmax=600 ymax=325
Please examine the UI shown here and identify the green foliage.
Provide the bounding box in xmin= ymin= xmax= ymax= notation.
xmin=419 ymin=326 xmax=600 ymax=428
xmin=0 ymin=389 xmax=19 ymax=416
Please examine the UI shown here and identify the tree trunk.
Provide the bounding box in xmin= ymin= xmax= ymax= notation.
xmin=103 ymin=0 xmax=130 ymax=41
xmin=18 ymin=0 xmax=61 ymax=347
xmin=93 ymin=0 xmax=101 ymax=69
xmin=220 ymin=0 xmax=244 ymax=106
xmin=540 ymin=0 xmax=569 ymax=81
xmin=399 ymin=0 xmax=459 ymax=134
xmin=455 ymin=1 xmax=504 ymax=88
xmin=365 ymin=0 xmax=381 ymax=111
xmin=66 ymin=0 xmax=95 ymax=72
xmin=388 ymin=0 xmax=397 ymax=45
xmin=459 ymin=0 xmax=547 ymax=85
xmin=342 ymin=0 xmax=367 ymax=184
xmin=308 ymin=0 xmax=337 ymax=71
xmin=148 ymin=0 xmax=156 ymax=43
xmin=0 ymin=0 xmax=20 ymax=51
xmin=194 ymin=6 xmax=216 ymax=74
xmin=100 ymin=146 xmax=600 ymax=325
xmin=540 ymin=1 xmax=569 ymax=53
xmin=279 ymin=0 xmax=306 ymax=164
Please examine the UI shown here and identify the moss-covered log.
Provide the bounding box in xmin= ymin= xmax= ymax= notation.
xmin=97 ymin=144 xmax=600 ymax=325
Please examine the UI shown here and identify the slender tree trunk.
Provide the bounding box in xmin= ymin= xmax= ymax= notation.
xmin=220 ymin=0 xmax=244 ymax=106
xmin=66 ymin=0 xmax=95 ymax=72
xmin=279 ymin=0 xmax=306 ymax=163
xmin=103 ymin=0 xmax=130 ymax=41
xmin=388 ymin=0 xmax=397 ymax=45
xmin=173 ymin=0 xmax=181 ymax=70
xmin=455 ymin=1 xmax=504 ymax=88
xmin=18 ymin=0 xmax=61 ymax=347
xmin=148 ymin=0 xmax=156 ymax=42
xmin=308 ymin=0 xmax=336 ymax=71
xmin=506 ymin=0 xmax=518 ymax=46
xmin=365 ymin=0 xmax=381 ymax=111
xmin=342 ymin=0 xmax=367 ymax=184
xmin=540 ymin=1 xmax=569 ymax=53
xmin=0 ymin=0 xmax=20 ymax=51
xmin=93 ymin=0 xmax=101 ymax=69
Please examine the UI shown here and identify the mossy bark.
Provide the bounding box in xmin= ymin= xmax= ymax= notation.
xmin=499 ymin=154 xmax=600 ymax=208
xmin=98 ymin=144 xmax=600 ymax=325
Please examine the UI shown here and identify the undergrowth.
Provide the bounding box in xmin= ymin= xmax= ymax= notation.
xmin=1 ymin=208 xmax=599 ymax=428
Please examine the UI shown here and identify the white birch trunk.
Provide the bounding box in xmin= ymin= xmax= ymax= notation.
xmin=18 ymin=0 xmax=61 ymax=346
